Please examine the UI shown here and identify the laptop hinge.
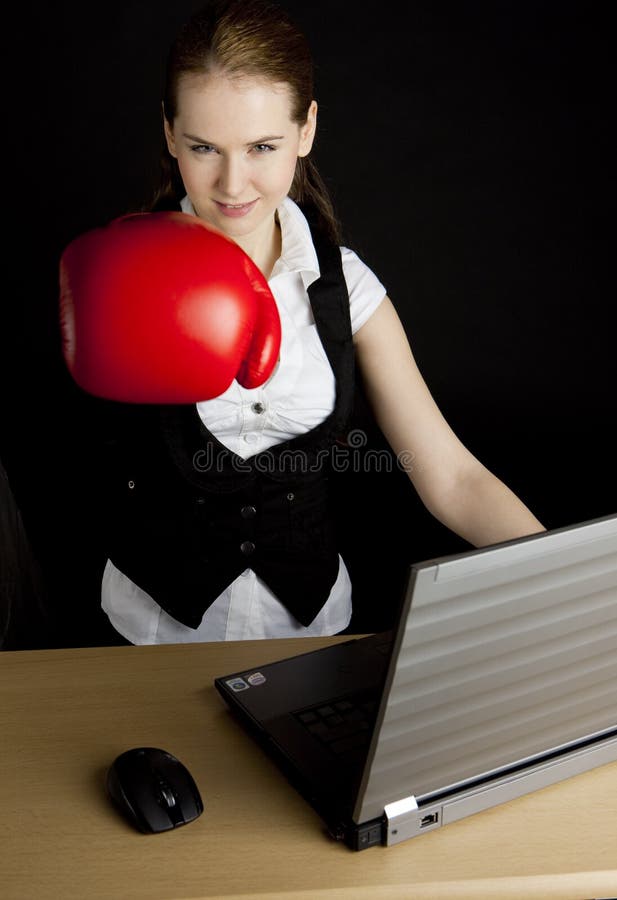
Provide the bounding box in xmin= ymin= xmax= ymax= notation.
xmin=384 ymin=795 xmax=442 ymax=845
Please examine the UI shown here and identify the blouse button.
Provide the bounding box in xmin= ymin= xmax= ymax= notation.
xmin=251 ymin=402 xmax=265 ymax=414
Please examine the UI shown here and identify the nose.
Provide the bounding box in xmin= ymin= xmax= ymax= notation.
xmin=216 ymin=154 xmax=248 ymax=199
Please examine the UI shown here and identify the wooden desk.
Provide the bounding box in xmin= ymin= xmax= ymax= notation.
xmin=2 ymin=639 xmax=616 ymax=900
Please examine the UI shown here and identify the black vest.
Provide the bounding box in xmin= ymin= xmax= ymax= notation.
xmin=98 ymin=212 xmax=355 ymax=628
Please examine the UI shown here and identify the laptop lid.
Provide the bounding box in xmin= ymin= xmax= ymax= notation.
xmin=355 ymin=512 xmax=617 ymax=838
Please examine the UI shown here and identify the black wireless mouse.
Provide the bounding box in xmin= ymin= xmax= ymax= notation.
xmin=106 ymin=747 xmax=204 ymax=833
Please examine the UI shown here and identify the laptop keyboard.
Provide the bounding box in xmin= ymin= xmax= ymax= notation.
xmin=293 ymin=692 xmax=378 ymax=759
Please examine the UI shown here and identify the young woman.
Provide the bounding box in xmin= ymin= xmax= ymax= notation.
xmin=99 ymin=0 xmax=544 ymax=645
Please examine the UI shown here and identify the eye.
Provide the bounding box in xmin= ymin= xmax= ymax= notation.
xmin=252 ymin=143 xmax=276 ymax=154
xmin=189 ymin=143 xmax=217 ymax=154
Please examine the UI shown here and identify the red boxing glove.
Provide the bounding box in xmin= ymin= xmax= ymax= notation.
xmin=59 ymin=211 xmax=281 ymax=403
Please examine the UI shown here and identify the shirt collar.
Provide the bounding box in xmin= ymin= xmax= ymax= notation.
xmin=179 ymin=195 xmax=321 ymax=289
xmin=271 ymin=197 xmax=320 ymax=289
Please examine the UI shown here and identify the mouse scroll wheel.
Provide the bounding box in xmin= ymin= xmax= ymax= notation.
xmin=157 ymin=780 xmax=177 ymax=809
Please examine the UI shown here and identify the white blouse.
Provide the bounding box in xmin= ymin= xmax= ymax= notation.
xmin=102 ymin=197 xmax=386 ymax=644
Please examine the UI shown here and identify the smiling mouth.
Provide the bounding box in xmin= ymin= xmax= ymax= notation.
xmin=214 ymin=199 xmax=259 ymax=218
xmin=216 ymin=200 xmax=256 ymax=208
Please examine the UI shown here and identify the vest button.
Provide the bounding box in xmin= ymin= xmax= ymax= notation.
xmin=240 ymin=505 xmax=257 ymax=519
xmin=240 ymin=540 xmax=256 ymax=555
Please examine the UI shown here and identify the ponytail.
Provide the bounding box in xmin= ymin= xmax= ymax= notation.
xmin=290 ymin=157 xmax=342 ymax=246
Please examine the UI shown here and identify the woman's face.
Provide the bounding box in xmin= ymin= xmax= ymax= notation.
xmin=164 ymin=72 xmax=316 ymax=246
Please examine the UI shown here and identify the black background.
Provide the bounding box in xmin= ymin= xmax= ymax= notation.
xmin=3 ymin=1 xmax=615 ymax=645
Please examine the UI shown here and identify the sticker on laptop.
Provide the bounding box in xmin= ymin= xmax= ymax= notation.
xmin=246 ymin=672 xmax=267 ymax=686
xmin=225 ymin=677 xmax=250 ymax=692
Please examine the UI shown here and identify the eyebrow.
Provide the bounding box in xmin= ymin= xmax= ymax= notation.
xmin=183 ymin=133 xmax=285 ymax=146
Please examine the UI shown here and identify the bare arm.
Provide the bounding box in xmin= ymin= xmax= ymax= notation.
xmin=354 ymin=296 xmax=546 ymax=547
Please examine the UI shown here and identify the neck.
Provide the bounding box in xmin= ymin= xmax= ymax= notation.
xmin=235 ymin=216 xmax=281 ymax=281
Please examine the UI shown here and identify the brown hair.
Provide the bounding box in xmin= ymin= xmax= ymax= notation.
xmin=150 ymin=0 xmax=341 ymax=244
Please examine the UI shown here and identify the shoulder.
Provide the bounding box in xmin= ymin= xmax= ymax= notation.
xmin=282 ymin=199 xmax=388 ymax=333
xmin=339 ymin=244 xmax=382 ymax=286
xmin=339 ymin=246 xmax=387 ymax=335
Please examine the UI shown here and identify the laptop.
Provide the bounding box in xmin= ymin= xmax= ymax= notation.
xmin=214 ymin=513 xmax=617 ymax=850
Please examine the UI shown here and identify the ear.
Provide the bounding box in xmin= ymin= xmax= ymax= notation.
xmin=162 ymin=103 xmax=178 ymax=158
xmin=298 ymin=100 xmax=318 ymax=158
